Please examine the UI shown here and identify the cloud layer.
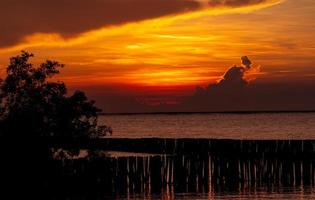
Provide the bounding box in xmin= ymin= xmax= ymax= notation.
xmin=90 ymin=81 xmax=315 ymax=113
xmin=84 ymin=57 xmax=315 ymax=113
xmin=0 ymin=0 xmax=272 ymax=47
xmin=194 ymin=56 xmax=253 ymax=97
xmin=179 ymin=56 xmax=315 ymax=112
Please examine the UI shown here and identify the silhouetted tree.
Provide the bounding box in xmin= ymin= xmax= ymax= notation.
xmin=0 ymin=51 xmax=111 ymax=137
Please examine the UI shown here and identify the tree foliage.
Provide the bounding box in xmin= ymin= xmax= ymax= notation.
xmin=0 ymin=51 xmax=112 ymax=137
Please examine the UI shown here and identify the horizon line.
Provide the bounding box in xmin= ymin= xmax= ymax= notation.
xmin=100 ymin=110 xmax=315 ymax=115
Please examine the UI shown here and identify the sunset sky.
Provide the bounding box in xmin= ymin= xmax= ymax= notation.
xmin=0 ymin=0 xmax=315 ymax=113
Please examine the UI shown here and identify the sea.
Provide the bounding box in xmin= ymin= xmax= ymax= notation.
xmin=100 ymin=112 xmax=315 ymax=139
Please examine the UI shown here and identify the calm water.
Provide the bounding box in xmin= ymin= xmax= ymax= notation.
xmin=100 ymin=112 xmax=315 ymax=139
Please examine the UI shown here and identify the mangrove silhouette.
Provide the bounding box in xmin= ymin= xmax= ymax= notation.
xmin=0 ymin=51 xmax=111 ymax=137
xmin=0 ymin=51 xmax=111 ymax=197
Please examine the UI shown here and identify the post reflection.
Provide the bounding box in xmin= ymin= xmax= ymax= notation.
xmin=53 ymin=151 xmax=315 ymax=199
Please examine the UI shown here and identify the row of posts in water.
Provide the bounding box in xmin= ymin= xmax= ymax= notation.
xmin=59 ymin=153 xmax=315 ymax=195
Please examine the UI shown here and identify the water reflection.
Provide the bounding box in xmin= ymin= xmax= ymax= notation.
xmin=109 ymin=186 xmax=315 ymax=200
xmin=54 ymin=151 xmax=315 ymax=199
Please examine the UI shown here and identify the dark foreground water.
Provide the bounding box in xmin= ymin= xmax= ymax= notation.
xmin=107 ymin=186 xmax=315 ymax=199
xmin=100 ymin=112 xmax=315 ymax=139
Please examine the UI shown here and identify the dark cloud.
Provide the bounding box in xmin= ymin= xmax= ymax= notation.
xmin=202 ymin=56 xmax=252 ymax=95
xmin=178 ymin=57 xmax=315 ymax=112
xmin=88 ymin=81 xmax=315 ymax=113
xmin=180 ymin=81 xmax=315 ymax=112
xmin=216 ymin=66 xmax=248 ymax=89
xmin=0 ymin=0 xmax=272 ymax=47
xmin=0 ymin=0 xmax=199 ymax=47
xmin=241 ymin=56 xmax=252 ymax=69
xmin=182 ymin=56 xmax=256 ymax=110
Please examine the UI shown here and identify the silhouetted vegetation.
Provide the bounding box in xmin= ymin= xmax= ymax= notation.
xmin=0 ymin=51 xmax=111 ymax=137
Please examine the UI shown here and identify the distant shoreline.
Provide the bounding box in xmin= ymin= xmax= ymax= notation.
xmin=100 ymin=110 xmax=315 ymax=115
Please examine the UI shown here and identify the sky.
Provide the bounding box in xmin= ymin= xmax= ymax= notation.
xmin=0 ymin=0 xmax=315 ymax=113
